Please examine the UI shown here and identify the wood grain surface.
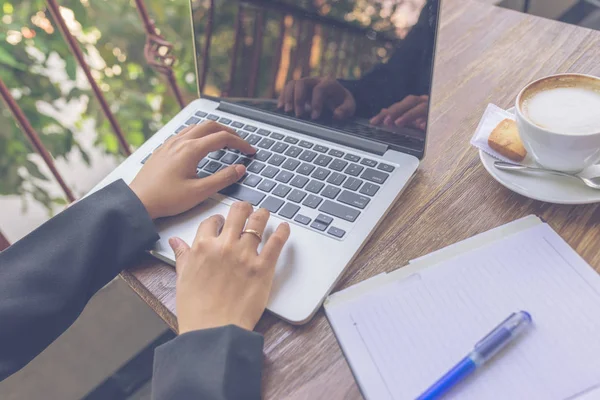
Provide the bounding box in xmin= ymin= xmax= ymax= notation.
xmin=123 ymin=1 xmax=600 ymax=398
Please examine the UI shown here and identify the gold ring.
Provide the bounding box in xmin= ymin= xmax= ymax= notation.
xmin=241 ymin=229 xmax=263 ymax=242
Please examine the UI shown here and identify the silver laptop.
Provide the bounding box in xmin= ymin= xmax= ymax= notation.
xmin=90 ymin=0 xmax=439 ymax=324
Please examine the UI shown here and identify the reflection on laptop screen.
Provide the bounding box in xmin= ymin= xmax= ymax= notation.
xmin=191 ymin=0 xmax=439 ymax=159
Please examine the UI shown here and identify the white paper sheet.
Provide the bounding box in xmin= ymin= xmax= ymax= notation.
xmin=327 ymin=223 xmax=600 ymax=400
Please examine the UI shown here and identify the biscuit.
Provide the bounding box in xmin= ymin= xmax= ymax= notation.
xmin=488 ymin=119 xmax=527 ymax=162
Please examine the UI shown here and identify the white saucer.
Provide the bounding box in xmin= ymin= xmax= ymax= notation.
xmin=479 ymin=150 xmax=600 ymax=204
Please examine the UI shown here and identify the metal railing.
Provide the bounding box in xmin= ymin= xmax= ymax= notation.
xmin=0 ymin=0 xmax=392 ymax=248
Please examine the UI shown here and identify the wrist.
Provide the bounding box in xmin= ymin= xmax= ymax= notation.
xmin=129 ymin=183 xmax=159 ymax=220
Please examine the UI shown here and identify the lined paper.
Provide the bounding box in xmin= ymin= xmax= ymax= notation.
xmin=327 ymin=224 xmax=600 ymax=400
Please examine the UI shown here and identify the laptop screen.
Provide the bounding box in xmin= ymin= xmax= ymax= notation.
xmin=190 ymin=0 xmax=439 ymax=159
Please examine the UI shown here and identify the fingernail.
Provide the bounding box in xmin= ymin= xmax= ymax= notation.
xmin=384 ymin=116 xmax=392 ymax=125
xmin=169 ymin=237 xmax=182 ymax=248
xmin=234 ymin=164 xmax=246 ymax=176
xmin=395 ymin=117 xmax=405 ymax=127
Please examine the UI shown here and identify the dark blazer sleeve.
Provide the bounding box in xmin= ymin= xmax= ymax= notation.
xmin=0 ymin=179 xmax=159 ymax=381
xmin=340 ymin=0 xmax=436 ymax=118
xmin=152 ymin=325 xmax=264 ymax=400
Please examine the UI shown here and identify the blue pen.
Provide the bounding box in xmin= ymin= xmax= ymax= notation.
xmin=416 ymin=311 xmax=532 ymax=400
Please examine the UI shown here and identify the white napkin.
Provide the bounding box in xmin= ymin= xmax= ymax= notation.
xmin=470 ymin=103 xmax=535 ymax=165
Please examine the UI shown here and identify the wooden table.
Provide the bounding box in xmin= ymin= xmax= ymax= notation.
xmin=121 ymin=1 xmax=600 ymax=398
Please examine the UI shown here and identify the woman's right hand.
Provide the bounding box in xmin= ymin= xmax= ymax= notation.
xmin=169 ymin=202 xmax=290 ymax=334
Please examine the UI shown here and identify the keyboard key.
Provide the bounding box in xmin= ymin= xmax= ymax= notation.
xmin=314 ymin=155 xmax=333 ymax=167
xmin=273 ymin=184 xmax=291 ymax=197
xmin=186 ymin=116 xmax=201 ymax=125
xmin=338 ymin=190 xmax=370 ymax=209
xmin=310 ymin=221 xmax=328 ymax=231
xmin=297 ymin=163 xmax=315 ymax=175
xmin=360 ymin=158 xmax=377 ymax=167
xmin=294 ymin=214 xmax=311 ymax=225
xmin=220 ymin=184 xmax=265 ymax=206
xmin=361 ymin=168 xmax=389 ymax=184
xmin=290 ymin=175 xmax=309 ymax=188
xmin=299 ymin=150 xmax=317 ymax=162
xmin=303 ymin=195 xmax=323 ymax=209
xmin=221 ymin=153 xmax=238 ymax=165
xmin=237 ymin=131 xmax=249 ymax=139
xmin=327 ymin=172 xmax=346 ymax=186
xmin=208 ymin=150 xmax=226 ymax=160
xmin=243 ymin=174 xmax=262 ymax=187
xmin=344 ymin=154 xmax=360 ymax=162
xmin=257 ymin=128 xmax=271 ymax=136
xmin=219 ymin=117 xmax=232 ymax=125
xmin=247 ymin=134 xmax=261 ymax=145
xmin=195 ymin=111 xmax=208 ymax=118
xmin=299 ymin=140 xmax=314 ymax=149
xmin=234 ymin=157 xmax=253 ymax=166
xmin=197 ymin=158 xmax=209 ymax=169
xmin=261 ymin=166 xmax=279 ymax=178
xmin=359 ymin=182 xmax=380 ymax=196
xmin=204 ymin=161 xmax=222 ymax=173
xmin=279 ymin=203 xmax=300 ymax=219
xmin=345 ymin=163 xmax=364 ymax=176
xmin=175 ymin=125 xmax=187 ymax=133
xmin=231 ymin=121 xmax=244 ymax=128
xmin=260 ymin=196 xmax=285 ymax=213
xmin=285 ymin=146 xmax=302 ymax=158
xmin=287 ymin=189 xmax=307 ymax=203
xmin=271 ymin=132 xmax=285 ymax=140
xmin=311 ymin=167 xmax=330 ymax=181
xmin=330 ymin=159 xmax=348 ymax=171
xmin=257 ymin=179 xmax=276 ymax=192
xmin=319 ymin=200 xmax=360 ymax=222
xmin=272 ymin=142 xmax=289 ymax=153
xmin=327 ymin=226 xmax=346 ymax=238
xmin=247 ymin=161 xmax=266 ymax=174
xmin=329 ymin=149 xmax=344 ymax=157
xmin=257 ymin=138 xmax=275 ymax=149
xmin=322 ymin=185 xmax=341 ymax=199
xmin=315 ymin=214 xmax=333 ymax=225
xmin=255 ymin=150 xmax=272 ymax=162
xmin=314 ymin=145 xmax=329 ymax=153
xmin=237 ymin=172 xmax=248 ymax=182
xmin=268 ymin=154 xmax=286 ymax=166
xmin=284 ymin=136 xmax=299 ymax=144
xmin=243 ymin=125 xmax=257 ymax=132
xmin=306 ymin=180 xmax=325 ymax=193
xmin=197 ymin=170 xmax=211 ymax=179
xmin=378 ymin=163 xmax=395 ymax=172
xmin=207 ymin=114 xmax=219 ymax=121
xmin=275 ymin=170 xmax=294 ymax=183
xmin=282 ymin=158 xmax=300 ymax=171
xmin=228 ymin=148 xmax=240 ymax=154
xmin=141 ymin=153 xmax=152 ymax=164
xmin=343 ymin=177 xmax=363 ymax=191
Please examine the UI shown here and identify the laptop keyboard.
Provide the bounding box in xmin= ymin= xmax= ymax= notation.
xmin=141 ymin=110 xmax=396 ymax=240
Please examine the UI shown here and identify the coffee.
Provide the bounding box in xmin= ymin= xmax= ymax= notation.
xmin=520 ymin=75 xmax=600 ymax=135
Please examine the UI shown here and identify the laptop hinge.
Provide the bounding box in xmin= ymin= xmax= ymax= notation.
xmin=218 ymin=101 xmax=389 ymax=156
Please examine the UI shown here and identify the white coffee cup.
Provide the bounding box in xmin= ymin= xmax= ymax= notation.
xmin=515 ymin=73 xmax=600 ymax=173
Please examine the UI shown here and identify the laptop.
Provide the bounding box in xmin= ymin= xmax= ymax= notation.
xmin=89 ymin=0 xmax=439 ymax=324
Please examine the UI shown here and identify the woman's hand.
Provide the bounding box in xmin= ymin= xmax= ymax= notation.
xmin=169 ymin=203 xmax=290 ymax=333
xmin=130 ymin=121 xmax=256 ymax=219
xmin=370 ymin=95 xmax=429 ymax=130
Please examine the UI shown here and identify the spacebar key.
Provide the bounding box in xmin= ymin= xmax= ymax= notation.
xmin=319 ymin=200 xmax=360 ymax=222
xmin=219 ymin=184 xmax=265 ymax=206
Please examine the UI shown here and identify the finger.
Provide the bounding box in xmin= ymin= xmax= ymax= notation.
xmin=240 ymin=208 xmax=270 ymax=251
xmin=278 ymin=81 xmax=292 ymax=108
xmin=333 ymin=94 xmax=356 ymax=120
xmin=310 ymin=80 xmax=329 ymax=119
xmin=383 ymin=96 xmax=423 ymax=126
xmin=222 ymin=201 xmax=254 ymax=240
xmin=190 ymin=131 xmax=256 ymax=157
xmin=294 ymin=79 xmax=308 ymax=117
xmin=370 ymin=109 xmax=388 ymax=125
xmin=169 ymin=236 xmax=190 ymax=273
xmin=283 ymin=81 xmax=296 ymax=112
xmin=194 ymin=164 xmax=246 ymax=198
xmin=259 ymin=222 xmax=291 ymax=267
xmin=394 ymin=102 xmax=428 ymax=127
xmin=181 ymin=121 xmax=236 ymax=141
xmin=194 ymin=214 xmax=225 ymax=244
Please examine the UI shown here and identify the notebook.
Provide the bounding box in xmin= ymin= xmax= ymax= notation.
xmin=324 ymin=216 xmax=600 ymax=400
